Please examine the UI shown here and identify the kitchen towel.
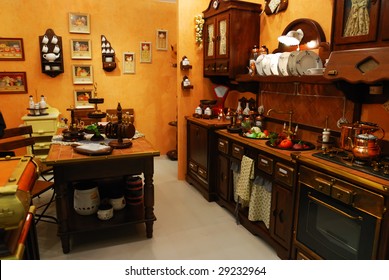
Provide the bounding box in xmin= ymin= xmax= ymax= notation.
xmin=236 ymin=155 xmax=255 ymax=207
xmin=248 ymin=176 xmax=272 ymax=229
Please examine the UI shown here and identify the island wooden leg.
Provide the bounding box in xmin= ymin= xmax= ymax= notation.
xmin=143 ymin=158 xmax=155 ymax=238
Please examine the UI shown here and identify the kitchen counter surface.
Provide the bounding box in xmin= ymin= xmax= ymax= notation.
xmin=216 ymin=129 xmax=389 ymax=195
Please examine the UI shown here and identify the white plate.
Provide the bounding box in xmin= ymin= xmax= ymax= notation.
xmin=287 ymin=51 xmax=300 ymax=76
xmin=270 ymin=53 xmax=281 ymax=75
xmin=277 ymin=52 xmax=291 ymax=76
xmin=255 ymin=54 xmax=266 ymax=76
xmin=295 ymin=50 xmax=323 ymax=75
xmin=261 ymin=54 xmax=273 ymax=76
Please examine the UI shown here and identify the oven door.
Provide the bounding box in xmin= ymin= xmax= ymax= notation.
xmin=296 ymin=185 xmax=380 ymax=260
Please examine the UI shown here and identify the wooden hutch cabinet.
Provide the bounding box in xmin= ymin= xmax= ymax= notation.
xmin=202 ymin=0 xmax=262 ymax=79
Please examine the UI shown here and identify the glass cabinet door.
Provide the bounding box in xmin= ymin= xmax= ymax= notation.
xmin=205 ymin=19 xmax=215 ymax=59
xmin=216 ymin=15 xmax=229 ymax=59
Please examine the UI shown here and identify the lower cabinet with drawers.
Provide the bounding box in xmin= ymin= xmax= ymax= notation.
xmin=186 ymin=117 xmax=229 ymax=201
xmin=215 ymin=132 xmax=297 ymax=259
xmin=21 ymin=106 xmax=60 ymax=159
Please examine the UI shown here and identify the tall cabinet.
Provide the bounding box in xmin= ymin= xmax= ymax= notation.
xmin=203 ymin=0 xmax=262 ymax=79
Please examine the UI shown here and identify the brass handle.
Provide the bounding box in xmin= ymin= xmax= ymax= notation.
xmin=327 ymin=70 xmax=338 ymax=76
xmin=308 ymin=194 xmax=363 ymax=221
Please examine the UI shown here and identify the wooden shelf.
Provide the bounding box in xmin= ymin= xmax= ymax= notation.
xmin=235 ymin=74 xmax=332 ymax=85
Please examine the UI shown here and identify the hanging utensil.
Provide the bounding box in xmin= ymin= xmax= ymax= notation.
xmin=337 ymin=97 xmax=349 ymax=128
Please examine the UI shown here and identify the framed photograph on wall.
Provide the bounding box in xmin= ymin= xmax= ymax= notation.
xmin=70 ymin=39 xmax=92 ymax=59
xmin=156 ymin=30 xmax=168 ymax=50
xmin=69 ymin=13 xmax=91 ymax=34
xmin=0 ymin=72 xmax=27 ymax=93
xmin=72 ymin=65 xmax=93 ymax=84
xmin=74 ymin=89 xmax=94 ymax=108
xmin=123 ymin=52 xmax=136 ymax=74
xmin=0 ymin=38 xmax=25 ymax=61
xmin=140 ymin=42 xmax=152 ymax=63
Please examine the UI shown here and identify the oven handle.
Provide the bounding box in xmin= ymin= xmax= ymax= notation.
xmin=308 ymin=193 xmax=363 ymax=221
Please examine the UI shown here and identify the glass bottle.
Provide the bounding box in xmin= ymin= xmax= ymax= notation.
xmin=28 ymin=95 xmax=35 ymax=115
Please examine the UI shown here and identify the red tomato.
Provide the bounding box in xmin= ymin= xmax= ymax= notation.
xmin=263 ymin=130 xmax=269 ymax=136
xmin=278 ymin=139 xmax=293 ymax=149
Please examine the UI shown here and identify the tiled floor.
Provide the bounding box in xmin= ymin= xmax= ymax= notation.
xmin=34 ymin=156 xmax=279 ymax=260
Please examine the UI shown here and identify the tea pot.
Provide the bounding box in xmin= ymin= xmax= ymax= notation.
xmin=340 ymin=121 xmax=384 ymax=151
xmin=43 ymin=52 xmax=60 ymax=62
xmin=348 ymin=133 xmax=382 ymax=161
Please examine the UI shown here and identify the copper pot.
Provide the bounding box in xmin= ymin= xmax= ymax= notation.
xmin=349 ymin=134 xmax=381 ymax=161
xmin=340 ymin=122 xmax=384 ymax=151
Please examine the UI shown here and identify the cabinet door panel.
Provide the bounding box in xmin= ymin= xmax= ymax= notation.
xmin=205 ymin=18 xmax=216 ymax=59
xmin=333 ymin=0 xmax=380 ymax=46
xmin=216 ymin=154 xmax=229 ymax=201
xmin=216 ymin=14 xmax=229 ymax=59
xmin=189 ymin=124 xmax=208 ymax=169
xmin=270 ymin=183 xmax=293 ymax=249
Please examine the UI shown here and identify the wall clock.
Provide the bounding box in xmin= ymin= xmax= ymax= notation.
xmin=212 ymin=0 xmax=219 ymax=9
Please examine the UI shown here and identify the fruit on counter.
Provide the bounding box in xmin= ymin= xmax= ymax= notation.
xmin=292 ymin=141 xmax=310 ymax=150
xmin=278 ymin=138 xmax=293 ymax=149
xmin=244 ymin=126 xmax=268 ymax=139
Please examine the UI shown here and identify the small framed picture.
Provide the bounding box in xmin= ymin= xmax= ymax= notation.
xmin=72 ymin=64 xmax=93 ymax=84
xmin=0 ymin=38 xmax=25 ymax=61
xmin=69 ymin=13 xmax=91 ymax=34
xmin=156 ymin=30 xmax=168 ymax=51
xmin=0 ymin=72 xmax=27 ymax=93
xmin=123 ymin=52 xmax=136 ymax=74
xmin=74 ymin=89 xmax=94 ymax=108
xmin=70 ymin=39 xmax=92 ymax=59
xmin=140 ymin=42 xmax=152 ymax=63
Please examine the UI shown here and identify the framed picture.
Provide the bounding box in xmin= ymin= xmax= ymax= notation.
xmin=70 ymin=39 xmax=92 ymax=59
xmin=156 ymin=30 xmax=168 ymax=50
xmin=123 ymin=52 xmax=136 ymax=74
xmin=74 ymin=89 xmax=94 ymax=108
xmin=69 ymin=13 xmax=91 ymax=34
xmin=72 ymin=65 xmax=93 ymax=84
xmin=333 ymin=0 xmax=380 ymax=45
xmin=140 ymin=42 xmax=152 ymax=63
xmin=0 ymin=72 xmax=27 ymax=93
xmin=0 ymin=38 xmax=25 ymax=60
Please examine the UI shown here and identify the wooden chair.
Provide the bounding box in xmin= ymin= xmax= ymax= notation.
xmin=0 ymin=125 xmax=57 ymax=224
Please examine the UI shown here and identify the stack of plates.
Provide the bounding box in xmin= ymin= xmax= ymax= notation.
xmin=253 ymin=50 xmax=323 ymax=76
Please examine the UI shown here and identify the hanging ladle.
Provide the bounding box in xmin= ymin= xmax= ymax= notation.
xmin=337 ymin=97 xmax=349 ymax=128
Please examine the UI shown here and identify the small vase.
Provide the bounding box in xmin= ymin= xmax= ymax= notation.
xmin=236 ymin=101 xmax=242 ymax=114
xmin=243 ymin=103 xmax=250 ymax=115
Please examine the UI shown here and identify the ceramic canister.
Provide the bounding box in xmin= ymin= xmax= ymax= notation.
xmin=73 ymin=181 xmax=100 ymax=215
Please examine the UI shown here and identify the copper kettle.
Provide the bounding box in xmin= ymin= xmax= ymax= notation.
xmin=348 ymin=133 xmax=382 ymax=161
xmin=340 ymin=121 xmax=384 ymax=151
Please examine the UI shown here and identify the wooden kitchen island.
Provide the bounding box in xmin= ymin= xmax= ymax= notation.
xmin=45 ymin=137 xmax=160 ymax=253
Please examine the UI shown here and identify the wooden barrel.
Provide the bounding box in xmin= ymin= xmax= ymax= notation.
xmin=125 ymin=176 xmax=143 ymax=205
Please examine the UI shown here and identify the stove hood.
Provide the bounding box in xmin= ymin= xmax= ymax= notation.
xmin=323 ymin=46 xmax=389 ymax=103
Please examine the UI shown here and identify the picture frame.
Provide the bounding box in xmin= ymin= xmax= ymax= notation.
xmin=156 ymin=30 xmax=168 ymax=50
xmin=70 ymin=39 xmax=92 ymax=59
xmin=72 ymin=64 xmax=93 ymax=84
xmin=0 ymin=72 xmax=27 ymax=93
xmin=123 ymin=52 xmax=136 ymax=74
xmin=74 ymin=89 xmax=94 ymax=108
xmin=333 ymin=0 xmax=380 ymax=45
xmin=140 ymin=42 xmax=152 ymax=63
xmin=68 ymin=12 xmax=91 ymax=34
xmin=0 ymin=38 xmax=25 ymax=61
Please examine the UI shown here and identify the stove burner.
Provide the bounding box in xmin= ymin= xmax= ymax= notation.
xmin=313 ymin=149 xmax=389 ymax=181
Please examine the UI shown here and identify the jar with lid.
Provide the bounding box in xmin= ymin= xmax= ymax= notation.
xmin=39 ymin=95 xmax=47 ymax=114
xmin=28 ymin=95 xmax=35 ymax=115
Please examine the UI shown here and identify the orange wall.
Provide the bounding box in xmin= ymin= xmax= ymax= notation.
xmin=0 ymin=0 xmax=177 ymax=155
